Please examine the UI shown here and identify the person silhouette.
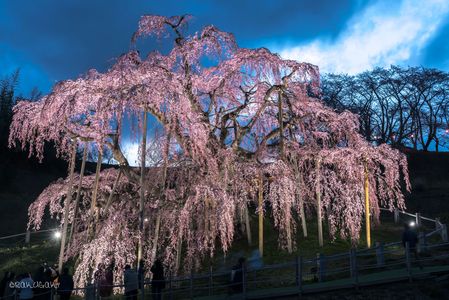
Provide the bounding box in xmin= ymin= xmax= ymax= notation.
xmin=150 ymin=259 xmax=165 ymax=300
xmin=57 ymin=268 xmax=74 ymax=300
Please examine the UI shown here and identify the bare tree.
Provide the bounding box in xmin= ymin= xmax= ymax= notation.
xmin=322 ymin=66 xmax=449 ymax=151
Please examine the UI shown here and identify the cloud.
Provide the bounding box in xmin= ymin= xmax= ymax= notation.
xmin=276 ymin=0 xmax=449 ymax=74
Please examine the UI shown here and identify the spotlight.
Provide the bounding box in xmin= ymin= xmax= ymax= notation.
xmin=144 ymin=218 xmax=149 ymax=222
xmin=53 ymin=231 xmax=62 ymax=239
xmin=409 ymin=221 xmax=416 ymax=227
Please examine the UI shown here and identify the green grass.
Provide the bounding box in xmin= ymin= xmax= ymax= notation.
xmin=0 ymin=240 xmax=60 ymax=275
xmin=205 ymin=211 xmax=406 ymax=272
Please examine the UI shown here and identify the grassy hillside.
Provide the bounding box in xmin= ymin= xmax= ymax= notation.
xmin=0 ymin=149 xmax=101 ymax=237
xmin=405 ymin=150 xmax=449 ymax=222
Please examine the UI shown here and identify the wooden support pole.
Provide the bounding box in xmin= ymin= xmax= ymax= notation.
xmin=69 ymin=144 xmax=88 ymax=244
xmin=394 ymin=208 xmax=400 ymax=223
xmin=137 ymin=111 xmax=148 ymax=265
xmin=103 ymin=169 xmax=122 ymax=213
xmin=175 ymin=234 xmax=182 ymax=274
xmin=258 ymin=174 xmax=264 ymax=257
xmin=294 ymin=166 xmax=307 ymax=238
xmin=150 ymin=214 xmax=161 ymax=264
xmin=286 ymin=218 xmax=292 ymax=253
xmin=299 ymin=191 xmax=307 ymax=238
xmin=364 ymin=161 xmax=371 ymax=248
xmin=244 ymin=205 xmax=252 ymax=246
xmin=88 ymin=149 xmax=102 ymax=240
xmin=91 ymin=150 xmax=102 ymax=209
xmin=316 ymin=158 xmax=323 ymax=247
xmin=58 ymin=142 xmax=77 ymax=273
xmin=150 ymin=131 xmax=171 ymax=264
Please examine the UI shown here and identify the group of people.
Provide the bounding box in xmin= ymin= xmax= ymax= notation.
xmin=0 ymin=263 xmax=74 ymax=300
xmin=92 ymin=259 xmax=165 ymax=300
xmin=0 ymin=258 xmax=167 ymax=300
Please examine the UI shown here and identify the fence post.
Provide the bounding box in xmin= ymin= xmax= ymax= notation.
xmin=169 ymin=271 xmax=173 ymax=300
xmin=418 ymin=231 xmax=426 ymax=253
xmin=242 ymin=264 xmax=246 ymax=297
xmin=189 ymin=270 xmax=194 ymax=300
xmin=405 ymin=242 xmax=412 ymax=282
xmin=317 ymin=253 xmax=325 ymax=282
xmin=415 ymin=213 xmax=421 ymax=228
xmin=25 ymin=230 xmax=30 ymax=246
xmin=435 ymin=218 xmax=441 ymax=230
xmin=350 ymin=248 xmax=358 ymax=287
xmin=140 ymin=269 xmax=145 ymax=300
xmin=375 ymin=242 xmax=384 ymax=267
xmin=441 ymin=224 xmax=448 ymax=242
xmin=295 ymin=256 xmax=303 ymax=295
xmin=394 ymin=208 xmax=400 ymax=223
xmin=208 ymin=265 xmax=213 ymax=296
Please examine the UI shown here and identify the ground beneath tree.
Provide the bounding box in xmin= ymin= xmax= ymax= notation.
xmin=279 ymin=276 xmax=449 ymax=300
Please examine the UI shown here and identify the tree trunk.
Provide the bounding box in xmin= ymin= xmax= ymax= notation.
xmin=137 ymin=111 xmax=148 ymax=264
xmin=68 ymin=144 xmax=88 ymax=245
xmin=58 ymin=142 xmax=78 ymax=273
xmin=278 ymin=90 xmax=284 ymax=159
xmin=316 ymin=158 xmax=323 ymax=247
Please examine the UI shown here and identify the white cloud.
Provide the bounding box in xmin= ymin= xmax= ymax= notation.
xmin=122 ymin=142 xmax=140 ymax=167
xmin=276 ymin=0 xmax=449 ymax=74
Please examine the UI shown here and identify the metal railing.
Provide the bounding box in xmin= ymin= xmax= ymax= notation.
xmin=45 ymin=241 xmax=447 ymax=299
xmin=380 ymin=207 xmax=448 ymax=243
xmin=0 ymin=228 xmax=59 ymax=248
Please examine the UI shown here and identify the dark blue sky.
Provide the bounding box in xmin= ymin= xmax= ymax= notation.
xmin=2 ymin=0 xmax=449 ymax=160
xmin=3 ymin=0 xmax=449 ymax=96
